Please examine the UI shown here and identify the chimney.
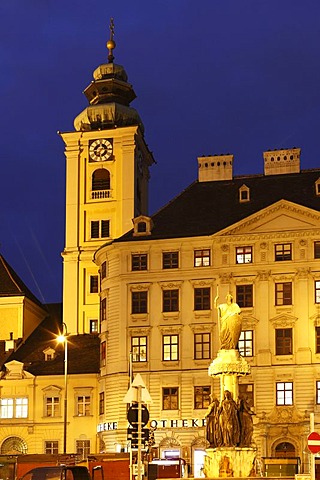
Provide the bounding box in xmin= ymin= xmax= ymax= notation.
xmin=198 ymin=154 xmax=233 ymax=182
xmin=263 ymin=148 xmax=301 ymax=176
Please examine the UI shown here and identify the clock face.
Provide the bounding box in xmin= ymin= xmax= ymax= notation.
xmin=89 ymin=139 xmax=113 ymax=161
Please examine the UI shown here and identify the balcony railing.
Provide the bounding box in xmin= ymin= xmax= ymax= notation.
xmin=91 ymin=190 xmax=112 ymax=200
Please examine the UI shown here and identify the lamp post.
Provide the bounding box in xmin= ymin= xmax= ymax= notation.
xmin=57 ymin=322 xmax=68 ymax=454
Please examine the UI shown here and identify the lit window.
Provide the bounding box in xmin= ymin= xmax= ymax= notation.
xmin=276 ymin=382 xmax=293 ymax=405
xmin=90 ymin=275 xmax=99 ymax=293
xmin=236 ymin=285 xmax=253 ymax=308
xmin=276 ymin=328 xmax=292 ymax=355
xmin=194 ymin=386 xmax=211 ymax=409
xmin=45 ymin=441 xmax=59 ymax=454
xmin=131 ymin=336 xmax=147 ymax=362
xmin=90 ymin=319 xmax=98 ymax=334
xmin=238 ymin=330 xmax=253 ymax=357
xmin=315 ymin=281 xmax=320 ymax=303
xmin=194 ymin=249 xmax=211 ymax=267
xmin=46 ymin=397 xmax=59 ymax=417
xmin=275 ymin=243 xmax=292 ymax=261
xmin=132 ymin=254 xmax=148 ymax=271
xmin=236 ymin=246 xmax=252 ymax=264
xmin=0 ymin=398 xmax=28 ymax=419
xmin=162 ymin=387 xmax=178 ymax=410
xmin=275 ymin=282 xmax=292 ymax=305
xmin=76 ymin=440 xmax=90 ymax=460
xmin=163 ymin=335 xmax=179 ymax=361
xmin=317 ymin=381 xmax=320 ymax=404
xmin=194 ymin=288 xmax=211 ymax=310
xmin=163 ymin=289 xmax=179 ymax=312
xmin=99 ymin=392 xmax=105 ymax=415
xmin=77 ymin=396 xmax=90 ymax=416
xmin=162 ymin=252 xmax=179 ymax=269
xmin=132 ymin=291 xmax=148 ymax=314
xmin=194 ymin=333 xmax=211 ymax=360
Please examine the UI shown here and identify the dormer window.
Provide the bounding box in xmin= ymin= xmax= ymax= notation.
xmin=43 ymin=347 xmax=56 ymax=361
xmin=239 ymin=184 xmax=250 ymax=203
xmin=132 ymin=216 xmax=153 ymax=236
xmin=315 ymin=178 xmax=320 ymax=196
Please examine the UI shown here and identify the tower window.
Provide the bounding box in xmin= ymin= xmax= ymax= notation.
xmin=90 ymin=220 xmax=110 ymax=239
xmin=92 ymin=169 xmax=110 ymax=191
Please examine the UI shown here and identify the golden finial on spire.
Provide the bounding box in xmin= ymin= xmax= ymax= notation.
xmin=106 ymin=17 xmax=116 ymax=63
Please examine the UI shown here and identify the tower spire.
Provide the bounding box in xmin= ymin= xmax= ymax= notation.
xmin=106 ymin=17 xmax=116 ymax=63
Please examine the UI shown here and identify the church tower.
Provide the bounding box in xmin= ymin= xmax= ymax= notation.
xmin=60 ymin=21 xmax=154 ymax=334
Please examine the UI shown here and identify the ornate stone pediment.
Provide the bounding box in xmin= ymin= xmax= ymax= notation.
xmin=262 ymin=406 xmax=307 ymax=425
xmin=270 ymin=313 xmax=297 ymax=328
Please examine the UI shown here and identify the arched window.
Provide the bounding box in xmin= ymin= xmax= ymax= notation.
xmin=92 ymin=169 xmax=110 ymax=191
xmin=275 ymin=441 xmax=296 ymax=458
xmin=1 ymin=436 xmax=27 ymax=454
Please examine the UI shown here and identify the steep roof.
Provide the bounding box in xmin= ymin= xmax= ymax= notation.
xmin=116 ymin=169 xmax=320 ymax=242
xmin=0 ymin=254 xmax=44 ymax=308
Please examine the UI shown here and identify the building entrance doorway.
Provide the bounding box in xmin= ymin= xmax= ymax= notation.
xmin=193 ymin=449 xmax=205 ymax=478
xmin=275 ymin=442 xmax=296 ymax=457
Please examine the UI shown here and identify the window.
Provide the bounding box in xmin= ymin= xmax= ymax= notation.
xmin=132 ymin=254 xmax=148 ymax=271
xmin=137 ymin=222 xmax=146 ymax=233
xmin=276 ymin=382 xmax=293 ymax=405
xmin=194 ymin=249 xmax=211 ymax=267
xmin=132 ymin=291 xmax=148 ymax=314
xmin=239 ymin=330 xmax=253 ymax=357
xmin=90 ymin=275 xmax=99 ymax=293
xmin=194 ymin=386 xmax=211 ymax=409
xmin=92 ymin=169 xmax=110 ymax=191
xmin=99 ymin=392 xmax=104 ymax=415
xmin=236 ymin=246 xmax=252 ymax=264
xmin=90 ymin=319 xmax=98 ymax=334
xmin=317 ymin=381 xmax=320 ymax=404
xmin=76 ymin=440 xmax=90 ymax=460
xmin=100 ymin=341 xmax=106 ymax=366
xmin=163 ymin=252 xmax=179 ymax=269
xmin=239 ymin=185 xmax=250 ymax=203
xmin=77 ymin=396 xmax=90 ymax=416
xmin=162 ymin=387 xmax=178 ymax=410
xmin=315 ymin=242 xmax=320 ymax=259
xmin=100 ymin=298 xmax=107 ymax=321
xmin=101 ymin=261 xmax=107 ymax=279
xmin=46 ymin=397 xmax=59 ymax=417
xmin=0 ymin=398 xmax=28 ymax=419
xmin=316 ymin=327 xmax=320 ymax=354
xmin=90 ymin=220 xmax=110 ymax=239
xmin=194 ymin=333 xmax=211 ymax=360
xmin=275 ymin=282 xmax=292 ymax=305
xmin=194 ymin=288 xmax=211 ymax=310
xmin=239 ymin=383 xmax=254 ymax=407
xmin=315 ymin=281 xmax=320 ymax=303
xmin=236 ymin=285 xmax=253 ymax=308
xmin=276 ymin=328 xmax=292 ymax=355
xmin=275 ymin=243 xmax=292 ymax=261
xmin=131 ymin=336 xmax=147 ymax=362
xmin=45 ymin=441 xmax=59 ymax=454
xmin=163 ymin=289 xmax=179 ymax=312
xmin=163 ymin=335 xmax=179 ymax=361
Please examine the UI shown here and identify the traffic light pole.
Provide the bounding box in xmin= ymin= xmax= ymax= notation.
xmin=137 ymin=385 xmax=142 ymax=480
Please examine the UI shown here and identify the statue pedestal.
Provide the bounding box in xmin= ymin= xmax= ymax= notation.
xmin=205 ymin=447 xmax=256 ymax=478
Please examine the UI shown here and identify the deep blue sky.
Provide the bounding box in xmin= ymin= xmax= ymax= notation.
xmin=1 ymin=1 xmax=320 ymax=304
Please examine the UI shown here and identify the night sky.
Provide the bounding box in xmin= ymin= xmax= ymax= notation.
xmin=1 ymin=1 xmax=320 ymax=304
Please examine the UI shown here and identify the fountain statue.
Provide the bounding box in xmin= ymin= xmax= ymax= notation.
xmin=204 ymin=293 xmax=257 ymax=478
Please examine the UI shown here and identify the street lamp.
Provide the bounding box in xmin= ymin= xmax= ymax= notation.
xmin=57 ymin=322 xmax=68 ymax=454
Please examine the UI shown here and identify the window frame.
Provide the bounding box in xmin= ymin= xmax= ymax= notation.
xmin=99 ymin=392 xmax=105 ymax=415
xmin=131 ymin=291 xmax=148 ymax=314
xmin=162 ymin=289 xmax=179 ymax=312
xmin=275 ymin=282 xmax=292 ymax=306
xmin=90 ymin=275 xmax=99 ymax=294
xmin=163 ymin=334 xmax=179 ymax=361
xmin=45 ymin=396 xmax=60 ymax=418
xmin=131 ymin=336 xmax=147 ymax=362
xmin=236 ymin=246 xmax=253 ymax=264
xmin=316 ymin=381 xmax=320 ymax=404
xmin=44 ymin=441 xmax=59 ymax=455
xmin=90 ymin=220 xmax=110 ymax=239
xmin=0 ymin=397 xmax=28 ymax=419
xmin=315 ymin=242 xmax=320 ymax=259
xmin=239 ymin=383 xmax=254 ymax=407
xmin=162 ymin=387 xmax=179 ymax=410
xmin=236 ymin=284 xmax=253 ymax=308
xmin=238 ymin=330 xmax=253 ymax=357
xmin=194 ymin=249 xmax=211 ymax=267
xmin=194 ymin=386 xmax=211 ymax=409
xmin=275 ymin=243 xmax=292 ymax=261
xmin=132 ymin=253 xmax=148 ymax=271
xmin=194 ymin=287 xmax=211 ymax=311
xmin=316 ymin=327 xmax=320 ymax=354
xmin=276 ymin=382 xmax=293 ymax=406
xmin=162 ymin=252 xmax=179 ymax=269
xmin=76 ymin=395 xmax=91 ymax=416
xmin=194 ymin=333 xmax=211 ymax=360
xmin=76 ymin=440 xmax=90 ymax=460
xmin=315 ymin=281 xmax=320 ymax=304
xmin=275 ymin=328 xmax=292 ymax=355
